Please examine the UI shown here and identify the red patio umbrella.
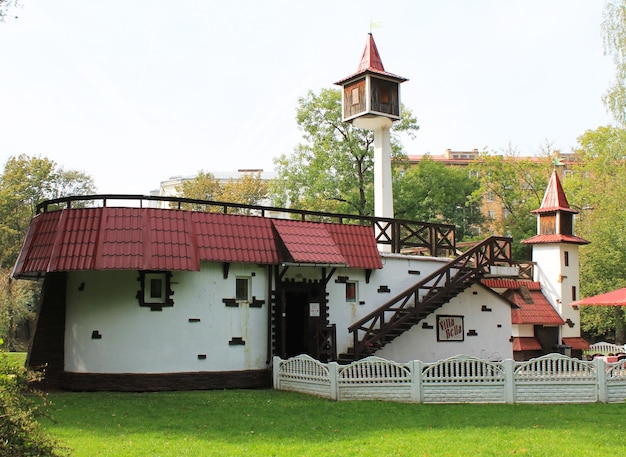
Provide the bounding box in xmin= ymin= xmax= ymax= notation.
xmin=570 ymin=287 xmax=626 ymax=307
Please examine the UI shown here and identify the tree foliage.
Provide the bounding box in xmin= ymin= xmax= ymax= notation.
xmin=469 ymin=148 xmax=554 ymax=259
xmin=0 ymin=271 xmax=37 ymax=351
xmin=271 ymin=88 xmax=418 ymax=216
xmin=602 ymin=0 xmax=626 ymax=126
xmin=0 ymin=0 xmax=18 ymax=21
xmin=394 ymin=157 xmax=482 ymax=241
xmin=565 ymin=126 xmax=626 ymax=343
xmin=0 ymin=341 xmax=67 ymax=456
xmin=0 ymin=155 xmax=95 ymax=268
xmin=177 ymin=171 xmax=268 ymax=214
xmin=0 ymin=155 xmax=94 ymax=347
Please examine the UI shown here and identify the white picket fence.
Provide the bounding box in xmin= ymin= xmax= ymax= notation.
xmin=584 ymin=341 xmax=626 ymax=357
xmin=273 ymin=354 xmax=626 ymax=404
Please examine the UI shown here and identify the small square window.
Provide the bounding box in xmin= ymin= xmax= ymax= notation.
xmin=138 ymin=271 xmax=173 ymax=310
xmin=236 ymin=277 xmax=251 ymax=302
xmin=346 ymin=282 xmax=357 ymax=302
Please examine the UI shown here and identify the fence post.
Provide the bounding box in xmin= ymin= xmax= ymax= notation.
xmin=410 ymin=360 xmax=423 ymax=403
xmin=596 ymin=358 xmax=607 ymax=403
xmin=328 ymin=362 xmax=339 ymax=401
xmin=503 ymin=359 xmax=515 ymax=404
xmin=272 ymin=356 xmax=282 ymax=390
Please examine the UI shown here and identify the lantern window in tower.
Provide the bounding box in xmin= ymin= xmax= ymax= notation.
xmin=335 ymin=33 xmax=407 ymax=125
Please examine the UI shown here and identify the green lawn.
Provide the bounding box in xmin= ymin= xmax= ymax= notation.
xmin=42 ymin=389 xmax=626 ymax=457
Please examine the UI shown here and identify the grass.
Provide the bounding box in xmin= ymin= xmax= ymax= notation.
xmin=2 ymin=351 xmax=26 ymax=367
xmin=41 ymin=389 xmax=626 ymax=457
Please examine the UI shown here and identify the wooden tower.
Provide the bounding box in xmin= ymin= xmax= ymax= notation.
xmin=335 ymin=34 xmax=408 ymax=221
xmin=522 ymin=171 xmax=590 ymax=343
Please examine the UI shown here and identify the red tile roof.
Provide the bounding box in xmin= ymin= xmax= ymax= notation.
xmin=482 ymin=278 xmax=565 ymax=326
xmin=521 ymin=233 xmax=589 ymax=245
xmin=324 ymin=222 xmax=382 ymax=269
xmin=532 ymin=171 xmax=576 ymax=214
xmin=13 ymin=207 xmax=382 ymax=277
xmin=335 ymin=33 xmax=408 ymax=85
xmin=512 ymin=337 xmax=542 ymax=351
xmin=562 ymin=337 xmax=590 ymax=350
xmin=509 ymin=288 xmax=565 ymax=325
xmin=482 ymin=279 xmax=542 ymax=290
xmin=273 ymin=220 xmax=347 ymax=265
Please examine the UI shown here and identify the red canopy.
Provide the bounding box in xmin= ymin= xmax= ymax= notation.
xmin=570 ymin=287 xmax=626 ymax=307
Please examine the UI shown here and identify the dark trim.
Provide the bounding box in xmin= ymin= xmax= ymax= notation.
xmin=27 ymin=272 xmax=67 ymax=390
xmin=137 ymin=271 xmax=174 ymax=310
xmin=60 ymin=369 xmax=272 ymax=392
xmin=250 ymin=297 xmax=265 ymax=308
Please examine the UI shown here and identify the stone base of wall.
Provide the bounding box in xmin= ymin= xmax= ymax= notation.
xmin=60 ymin=369 xmax=272 ymax=392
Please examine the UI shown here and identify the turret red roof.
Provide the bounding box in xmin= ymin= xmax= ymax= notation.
xmin=532 ymin=171 xmax=576 ymax=214
xmin=335 ymin=33 xmax=408 ymax=85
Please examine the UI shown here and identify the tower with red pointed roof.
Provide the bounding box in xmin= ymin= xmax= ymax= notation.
xmin=522 ymin=171 xmax=589 ymax=348
xmin=335 ymin=33 xmax=408 ymax=224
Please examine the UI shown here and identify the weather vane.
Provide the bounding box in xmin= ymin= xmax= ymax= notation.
xmin=369 ymin=19 xmax=382 ymax=33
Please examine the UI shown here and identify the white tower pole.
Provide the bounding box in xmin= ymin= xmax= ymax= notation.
xmin=373 ymin=122 xmax=394 ymax=219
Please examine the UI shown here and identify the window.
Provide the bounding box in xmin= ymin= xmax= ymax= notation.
xmin=138 ymin=271 xmax=173 ymax=310
xmin=380 ymin=87 xmax=390 ymax=104
xmin=351 ymin=87 xmax=359 ymax=105
xmin=488 ymin=211 xmax=495 ymax=220
xmin=236 ymin=277 xmax=251 ymax=302
xmin=486 ymin=192 xmax=494 ymax=202
xmin=572 ymin=286 xmax=577 ymax=301
xmin=345 ymin=281 xmax=358 ymax=302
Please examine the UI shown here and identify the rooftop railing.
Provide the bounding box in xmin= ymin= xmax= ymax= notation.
xmin=36 ymin=194 xmax=457 ymax=257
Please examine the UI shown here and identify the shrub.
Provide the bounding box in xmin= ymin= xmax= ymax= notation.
xmin=0 ymin=338 xmax=66 ymax=456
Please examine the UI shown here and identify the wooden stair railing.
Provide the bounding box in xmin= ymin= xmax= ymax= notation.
xmin=341 ymin=236 xmax=513 ymax=362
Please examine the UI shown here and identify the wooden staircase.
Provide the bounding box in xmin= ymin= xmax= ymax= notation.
xmin=339 ymin=236 xmax=513 ymax=362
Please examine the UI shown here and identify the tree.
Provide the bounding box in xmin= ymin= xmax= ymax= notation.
xmin=217 ymin=172 xmax=269 ymax=212
xmin=602 ymin=1 xmax=626 ymax=126
xmin=0 ymin=155 xmax=95 ymax=268
xmin=468 ymin=147 xmax=554 ymax=259
xmin=0 ymin=271 xmax=36 ymax=352
xmin=177 ymin=171 xmax=269 ymax=214
xmin=1 ymin=340 xmax=67 ymax=456
xmin=0 ymin=154 xmax=95 ymax=348
xmin=565 ymin=126 xmax=626 ymax=343
xmin=0 ymin=0 xmax=18 ymax=21
xmin=176 ymin=171 xmax=222 ymax=211
xmin=271 ymin=88 xmax=418 ymax=216
xmin=394 ymin=156 xmax=482 ymax=241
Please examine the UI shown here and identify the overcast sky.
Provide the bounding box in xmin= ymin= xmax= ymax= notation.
xmin=0 ymin=0 xmax=615 ymax=194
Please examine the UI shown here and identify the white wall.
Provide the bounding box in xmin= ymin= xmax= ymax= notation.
xmin=533 ymin=243 xmax=582 ymax=338
xmin=65 ymin=263 xmax=270 ymax=374
xmin=322 ymin=254 xmax=451 ymax=356
xmin=375 ymin=284 xmax=513 ymax=362
xmin=65 ymin=251 xmax=515 ymax=373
